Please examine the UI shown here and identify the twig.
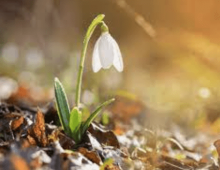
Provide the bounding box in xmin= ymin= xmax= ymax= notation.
xmin=113 ymin=0 xmax=156 ymax=38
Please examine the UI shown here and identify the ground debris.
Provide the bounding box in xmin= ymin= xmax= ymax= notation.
xmin=88 ymin=122 xmax=120 ymax=148
xmin=0 ymin=100 xmax=219 ymax=170
xmin=27 ymin=109 xmax=48 ymax=147
xmin=78 ymin=147 xmax=102 ymax=165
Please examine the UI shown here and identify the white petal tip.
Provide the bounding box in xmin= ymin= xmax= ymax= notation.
xmin=115 ymin=66 xmax=123 ymax=72
xmin=92 ymin=69 xmax=100 ymax=73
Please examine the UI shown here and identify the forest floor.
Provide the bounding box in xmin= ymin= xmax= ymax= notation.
xmin=0 ymin=79 xmax=220 ymax=170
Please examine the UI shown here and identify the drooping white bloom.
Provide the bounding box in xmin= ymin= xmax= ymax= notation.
xmin=92 ymin=32 xmax=123 ymax=72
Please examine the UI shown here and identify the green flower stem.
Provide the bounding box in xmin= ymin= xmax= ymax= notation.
xmin=75 ymin=14 xmax=105 ymax=107
xmin=101 ymin=22 xmax=109 ymax=32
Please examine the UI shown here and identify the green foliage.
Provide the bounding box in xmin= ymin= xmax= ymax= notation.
xmin=69 ymin=107 xmax=82 ymax=143
xmin=54 ymin=78 xmax=71 ymax=135
xmin=100 ymin=158 xmax=114 ymax=170
xmin=102 ymin=112 xmax=110 ymax=125
xmin=81 ymin=98 xmax=115 ymax=135
xmin=54 ymin=77 xmax=114 ymax=143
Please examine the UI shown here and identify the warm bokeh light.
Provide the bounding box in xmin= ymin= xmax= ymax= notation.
xmin=1 ymin=0 xmax=220 ymax=127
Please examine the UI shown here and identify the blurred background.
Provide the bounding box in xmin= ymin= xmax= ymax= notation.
xmin=1 ymin=0 xmax=220 ymax=129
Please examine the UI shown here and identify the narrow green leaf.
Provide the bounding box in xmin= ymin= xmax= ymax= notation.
xmin=102 ymin=112 xmax=109 ymax=125
xmin=54 ymin=77 xmax=70 ymax=134
xmin=69 ymin=107 xmax=82 ymax=142
xmin=82 ymin=98 xmax=115 ymax=135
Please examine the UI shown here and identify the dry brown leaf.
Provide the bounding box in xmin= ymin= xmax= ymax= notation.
xmin=27 ymin=109 xmax=48 ymax=147
xmin=21 ymin=139 xmax=32 ymax=148
xmin=104 ymin=164 xmax=120 ymax=170
xmin=11 ymin=116 xmax=24 ymax=130
xmin=88 ymin=123 xmax=120 ymax=148
xmin=214 ymin=139 xmax=220 ymax=158
xmin=10 ymin=154 xmax=30 ymax=170
xmin=78 ymin=147 xmax=102 ymax=165
xmin=27 ymin=135 xmax=37 ymax=146
xmin=58 ymin=132 xmax=75 ymax=150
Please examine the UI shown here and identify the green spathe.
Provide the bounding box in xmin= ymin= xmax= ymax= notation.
xmin=69 ymin=107 xmax=82 ymax=143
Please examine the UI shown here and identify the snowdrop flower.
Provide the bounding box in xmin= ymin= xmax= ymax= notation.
xmin=92 ymin=30 xmax=123 ymax=73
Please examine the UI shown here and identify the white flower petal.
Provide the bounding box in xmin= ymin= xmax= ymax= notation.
xmin=112 ymin=38 xmax=123 ymax=72
xmin=92 ymin=37 xmax=102 ymax=73
xmin=98 ymin=33 xmax=114 ymax=69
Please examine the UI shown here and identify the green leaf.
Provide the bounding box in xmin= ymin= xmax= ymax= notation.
xmin=69 ymin=107 xmax=82 ymax=143
xmin=102 ymin=112 xmax=109 ymax=125
xmin=100 ymin=158 xmax=114 ymax=170
xmin=54 ymin=77 xmax=70 ymax=134
xmin=82 ymin=98 xmax=115 ymax=135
